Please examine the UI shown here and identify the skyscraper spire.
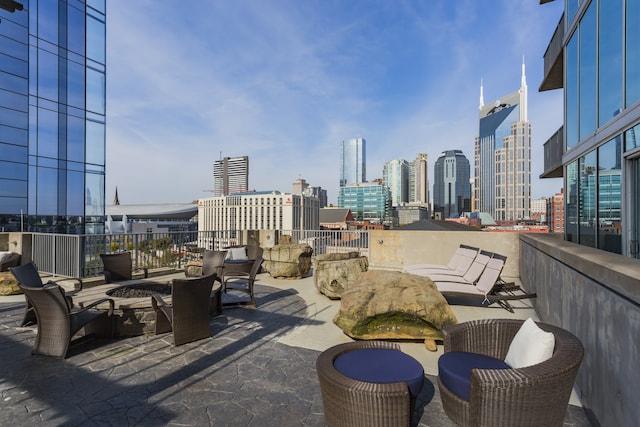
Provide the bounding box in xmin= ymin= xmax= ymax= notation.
xmin=479 ymin=78 xmax=484 ymax=109
xmin=519 ymin=55 xmax=528 ymax=121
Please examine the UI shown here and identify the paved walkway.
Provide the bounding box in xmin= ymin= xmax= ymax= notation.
xmin=0 ymin=273 xmax=591 ymax=426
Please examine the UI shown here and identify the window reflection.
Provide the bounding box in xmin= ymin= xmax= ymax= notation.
xmin=67 ymin=115 xmax=85 ymax=162
xmin=625 ymin=123 xmax=640 ymax=151
xmin=37 ymin=0 xmax=58 ymax=44
xmin=598 ymin=0 xmax=623 ymax=126
xmin=86 ymin=15 xmax=105 ymax=64
xmin=36 ymin=107 xmax=58 ymax=158
xmin=0 ymin=161 xmax=27 ymax=180
xmin=67 ymin=4 xmax=86 ymax=56
xmin=598 ymin=137 xmax=622 ymax=254
xmin=67 ymin=170 xmax=84 ymax=216
xmin=566 ymin=35 xmax=578 ymax=148
xmin=85 ymin=120 xmax=105 ymax=166
xmin=579 ymin=151 xmax=597 ymax=247
xmin=36 ymin=166 xmax=58 ymax=216
xmin=37 ymin=49 xmax=58 ymax=102
xmin=86 ymin=68 xmax=105 ymax=115
xmin=579 ymin=3 xmax=597 ymax=140
xmin=627 ymin=0 xmax=640 ymax=106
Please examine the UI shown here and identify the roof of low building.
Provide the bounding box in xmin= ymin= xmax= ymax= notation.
xmin=106 ymin=204 xmax=197 ymax=220
xmin=398 ymin=219 xmax=479 ymax=231
xmin=319 ymin=208 xmax=351 ymax=223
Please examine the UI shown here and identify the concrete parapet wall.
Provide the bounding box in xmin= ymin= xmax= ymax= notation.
xmin=520 ymin=234 xmax=640 ymax=427
xmin=368 ymin=230 xmax=522 ymax=278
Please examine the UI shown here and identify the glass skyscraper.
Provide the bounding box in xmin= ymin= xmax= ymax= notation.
xmin=338 ymin=182 xmax=391 ymax=224
xmin=0 ymin=0 xmax=106 ymax=233
xmin=539 ymin=0 xmax=637 ymax=257
xmin=474 ymin=62 xmax=531 ymax=222
xmin=382 ymin=159 xmax=409 ymax=206
xmin=213 ymin=156 xmax=249 ymax=197
xmin=340 ymin=138 xmax=366 ymax=187
xmin=433 ymin=150 xmax=471 ymax=219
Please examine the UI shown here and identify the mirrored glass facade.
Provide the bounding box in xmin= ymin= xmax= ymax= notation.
xmin=340 ymin=138 xmax=366 ymax=188
xmin=0 ymin=1 xmax=106 ymax=233
xmin=547 ymin=0 xmax=639 ymax=255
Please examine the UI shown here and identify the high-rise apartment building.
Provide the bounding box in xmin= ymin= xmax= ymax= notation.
xmin=433 ymin=150 xmax=471 ymax=218
xmin=213 ymin=156 xmax=248 ymax=197
xmin=340 ymin=138 xmax=366 ymax=187
xmin=474 ymin=62 xmax=531 ymax=222
xmin=547 ymin=189 xmax=564 ymax=234
xmin=410 ymin=153 xmax=429 ymax=205
xmin=292 ymin=177 xmax=327 ymax=208
xmin=539 ymin=1 xmax=637 ymax=257
xmin=383 ymin=159 xmax=409 ymax=206
xmin=337 ymin=182 xmax=391 ymax=224
xmin=0 ymin=1 xmax=107 ymax=233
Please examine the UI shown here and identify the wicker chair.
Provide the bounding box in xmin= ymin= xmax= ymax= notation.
xmin=438 ymin=319 xmax=584 ymax=427
xmin=223 ymin=245 xmax=264 ymax=277
xmin=151 ymin=274 xmax=216 ymax=346
xmin=316 ymin=341 xmax=418 ymax=427
xmin=11 ymin=261 xmax=83 ymax=327
xmin=100 ymin=252 xmax=147 ymax=283
xmin=222 ymin=256 xmax=263 ymax=307
xmin=202 ymin=250 xmax=227 ymax=278
xmin=19 ymin=283 xmax=114 ymax=358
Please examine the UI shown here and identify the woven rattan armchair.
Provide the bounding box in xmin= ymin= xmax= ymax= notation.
xmin=11 ymin=261 xmax=83 ymax=327
xmin=19 ymin=283 xmax=114 ymax=358
xmin=100 ymin=251 xmax=147 ymax=283
xmin=151 ymin=274 xmax=216 ymax=346
xmin=438 ymin=319 xmax=584 ymax=427
xmin=316 ymin=341 xmax=416 ymax=427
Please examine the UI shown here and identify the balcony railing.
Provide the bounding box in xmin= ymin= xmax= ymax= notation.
xmin=30 ymin=229 xmax=370 ymax=278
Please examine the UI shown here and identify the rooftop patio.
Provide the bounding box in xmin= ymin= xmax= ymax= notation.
xmin=0 ymin=269 xmax=592 ymax=426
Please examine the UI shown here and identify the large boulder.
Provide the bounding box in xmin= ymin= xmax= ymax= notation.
xmin=333 ymin=270 xmax=457 ymax=350
xmin=314 ymin=252 xmax=368 ymax=299
xmin=0 ymin=271 xmax=21 ymax=296
xmin=263 ymin=244 xmax=313 ymax=279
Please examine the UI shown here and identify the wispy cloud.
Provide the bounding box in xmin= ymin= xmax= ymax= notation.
xmin=106 ymin=0 xmax=564 ymax=204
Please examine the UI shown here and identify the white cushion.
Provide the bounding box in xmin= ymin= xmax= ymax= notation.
xmin=0 ymin=251 xmax=12 ymax=263
xmin=228 ymin=247 xmax=248 ymax=261
xmin=504 ymin=318 xmax=555 ymax=368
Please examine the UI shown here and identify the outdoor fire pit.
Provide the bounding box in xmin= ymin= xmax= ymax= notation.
xmin=106 ymin=283 xmax=171 ymax=299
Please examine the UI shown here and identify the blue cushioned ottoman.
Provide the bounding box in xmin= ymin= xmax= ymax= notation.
xmin=438 ymin=351 xmax=510 ymax=401
xmin=334 ymin=348 xmax=424 ymax=396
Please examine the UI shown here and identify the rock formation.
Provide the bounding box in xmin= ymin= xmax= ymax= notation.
xmin=333 ymin=270 xmax=457 ymax=351
xmin=262 ymin=244 xmax=313 ymax=279
xmin=314 ymin=252 xmax=368 ymax=299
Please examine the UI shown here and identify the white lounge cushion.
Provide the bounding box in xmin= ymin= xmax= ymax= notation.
xmin=0 ymin=251 xmax=13 ymax=263
xmin=504 ymin=318 xmax=555 ymax=368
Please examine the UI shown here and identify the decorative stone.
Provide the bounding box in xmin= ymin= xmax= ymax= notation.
xmin=0 ymin=271 xmax=21 ymax=296
xmin=314 ymin=252 xmax=368 ymax=299
xmin=333 ymin=270 xmax=457 ymax=351
xmin=263 ymin=244 xmax=313 ymax=279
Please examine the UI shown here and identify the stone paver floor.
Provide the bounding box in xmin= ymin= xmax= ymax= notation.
xmin=0 ymin=281 xmax=591 ymax=426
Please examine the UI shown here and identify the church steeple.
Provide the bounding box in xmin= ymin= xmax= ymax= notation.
xmin=113 ymin=187 xmax=120 ymax=205
xmin=519 ymin=56 xmax=528 ymax=121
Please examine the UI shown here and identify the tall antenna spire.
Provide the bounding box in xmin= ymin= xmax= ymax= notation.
xmin=479 ymin=78 xmax=484 ymax=110
xmin=519 ymin=55 xmax=528 ymax=121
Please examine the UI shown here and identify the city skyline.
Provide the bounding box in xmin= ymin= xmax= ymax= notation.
xmin=105 ymin=1 xmax=564 ymax=205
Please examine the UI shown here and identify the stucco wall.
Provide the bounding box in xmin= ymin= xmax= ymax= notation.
xmin=520 ymin=234 xmax=640 ymax=427
xmin=368 ymin=230 xmax=522 ymax=278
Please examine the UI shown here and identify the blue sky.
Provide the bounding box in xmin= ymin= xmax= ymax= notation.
xmin=106 ymin=0 xmax=564 ymax=205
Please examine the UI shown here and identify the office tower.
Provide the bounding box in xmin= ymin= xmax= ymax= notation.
xmin=0 ymin=1 xmax=107 ymax=233
xmin=433 ymin=150 xmax=471 ymax=218
xmin=539 ymin=0 xmax=635 ymax=256
xmin=337 ymin=182 xmax=391 ymax=224
xmin=383 ymin=159 xmax=409 ymax=206
xmin=340 ymin=138 xmax=366 ymax=187
xmin=213 ymin=156 xmax=248 ymax=197
xmin=410 ymin=153 xmax=429 ymax=205
xmin=475 ymin=61 xmax=531 ymax=222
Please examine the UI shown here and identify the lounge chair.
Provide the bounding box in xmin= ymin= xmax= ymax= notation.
xmin=403 ymin=244 xmax=478 ymax=275
xmin=151 ymin=274 xmax=216 ymax=346
xmin=19 ymin=283 xmax=114 ymax=358
xmin=434 ymin=255 xmax=536 ymax=312
xmin=0 ymin=251 xmax=21 ymax=272
xmin=11 ymin=261 xmax=83 ymax=327
xmin=411 ymin=250 xmax=493 ymax=283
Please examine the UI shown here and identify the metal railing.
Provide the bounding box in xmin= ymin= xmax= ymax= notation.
xmin=30 ymin=229 xmax=370 ymax=278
